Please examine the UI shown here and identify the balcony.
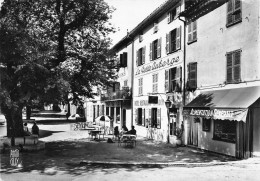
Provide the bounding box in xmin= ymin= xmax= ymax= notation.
xmin=101 ymin=87 xmax=132 ymax=101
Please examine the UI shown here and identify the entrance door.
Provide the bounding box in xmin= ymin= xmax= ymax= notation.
xmin=122 ymin=109 xmax=126 ymax=126
xmin=188 ymin=117 xmax=199 ymax=146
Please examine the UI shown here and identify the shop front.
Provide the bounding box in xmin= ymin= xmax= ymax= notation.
xmin=183 ymin=86 xmax=260 ymax=158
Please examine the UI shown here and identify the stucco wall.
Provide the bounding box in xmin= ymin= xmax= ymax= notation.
xmin=186 ymin=1 xmax=260 ymax=88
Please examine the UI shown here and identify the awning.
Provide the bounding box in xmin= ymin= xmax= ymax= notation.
xmin=184 ymin=86 xmax=260 ymax=122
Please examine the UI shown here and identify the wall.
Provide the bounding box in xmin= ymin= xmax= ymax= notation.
xmin=186 ymin=1 xmax=260 ymax=89
xmin=252 ymin=98 xmax=260 ymax=156
xmin=132 ymin=2 xmax=185 ymax=142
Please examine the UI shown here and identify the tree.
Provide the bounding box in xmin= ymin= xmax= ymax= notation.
xmin=0 ymin=0 xmax=117 ymax=140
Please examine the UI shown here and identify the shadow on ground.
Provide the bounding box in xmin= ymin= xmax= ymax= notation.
xmin=39 ymin=130 xmax=64 ymax=138
xmin=0 ymin=138 xmax=238 ymax=176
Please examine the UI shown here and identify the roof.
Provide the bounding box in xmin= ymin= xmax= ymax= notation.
xmin=111 ymin=0 xmax=180 ymax=52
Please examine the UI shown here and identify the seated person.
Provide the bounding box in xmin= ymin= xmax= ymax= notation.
xmin=114 ymin=126 xmax=119 ymax=140
xmin=31 ymin=122 xmax=39 ymax=136
xmin=23 ymin=123 xmax=31 ymax=136
xmin=120 ymin=125 xmax=128 ymax=136
xmin=126 ymin=126 xmax=137 ymax=135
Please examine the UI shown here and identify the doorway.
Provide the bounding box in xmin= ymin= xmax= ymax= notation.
xmin=122 ymin=109 xmax=126 ymax=127
xmin=188 ymin=117 xmax=199 ymax=146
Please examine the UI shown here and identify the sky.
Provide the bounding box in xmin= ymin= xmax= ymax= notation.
xmin=0 ymin=0 xmax=167 ymax=46
xmin=104 ymin=0 xmax=167 ymax=46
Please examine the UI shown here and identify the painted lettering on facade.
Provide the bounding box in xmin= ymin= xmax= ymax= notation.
xmin=190 ymin=109 xmax=234 ymax=118
xmin=135 ymin=56 xmax=180 ymax=75
xmin=134 ymin=99 xmax=164 ymax=106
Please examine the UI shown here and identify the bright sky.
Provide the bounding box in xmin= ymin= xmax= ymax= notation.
xmin=105 ymin=0 xmax=166 ymax=46
xmin=0 ymin=0 xmax=167 ymax=46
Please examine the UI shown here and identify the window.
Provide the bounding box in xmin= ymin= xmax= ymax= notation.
xmin=165 ymin=66 xmax=182 ymax=92
xmin=139 ymin=33 xmax=143 ymax=42
xmin=153 ymin=21 xmax=158 ymax=33
xmin=149 ymin=38 xmax=161 ymax=61
xmin=138 ymin=78 xmax=143 ymax=95
xmin=187 ymin=62 xmax=197 ymax=91
xmin=106 ymin=107 xmax=109 ymax=116
xmin=226 ymin=50 xmax=241 ymax=83
xmin=112 ymin=82 xmax=120 ymax=92
xmin=167 ymin=5 xmax=180 ymax=23
xmin=116 ymin=107 xmax=120 ymax=123
xmin=150 ymin=108 xmax=161 ymax=129
xmin=188 ymin=21 xmax=197 ymax=43
xmin=152 ymin=74 xmax=158 ymax=93
xmin=202 ymin=118 xmax=211 ymax=132
xmin=135 ymin=108 xmax=145 ymax=126
xmin=119 ymin=52 xmax=127 ymax=67
xmin=136 ymin=46 xmax=146 ymax=66
xmin=213 ymin=119 xmax=236 ymax=143
xmin=227 ymin=0 xmax=242 ymax=27
xmin=166 ymin=26 xmax=181 ymax=54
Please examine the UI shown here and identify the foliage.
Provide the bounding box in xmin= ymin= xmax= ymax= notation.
xmin=0 ymin=0 xmax=118 ymax=137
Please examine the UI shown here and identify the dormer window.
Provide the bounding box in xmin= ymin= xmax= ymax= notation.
xmin=139 ymin=33 xmax=143 ymax=42
xmin=153 ymin=21 xmax=158 ymax=33
xmin=167 ymin=5 xmax=180 ymax=23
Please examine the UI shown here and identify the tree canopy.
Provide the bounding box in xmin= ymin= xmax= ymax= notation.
xmin=0 ymin=0 xmax=118 ymax=137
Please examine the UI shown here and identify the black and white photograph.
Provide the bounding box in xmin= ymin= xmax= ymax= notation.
xmin=0 ymin=0 xmax=260 ymax=180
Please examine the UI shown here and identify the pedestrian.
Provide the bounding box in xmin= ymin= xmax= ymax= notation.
xmin=31 ymin=122 xmax=39 ymax=136
xmin=114 ymin=126 xmax=119 ymax=140
xmin=126 ymin=126 xmax=136 ymax=135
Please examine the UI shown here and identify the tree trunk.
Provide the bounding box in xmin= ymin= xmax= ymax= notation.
xmin=5 ymin=107 xmax=24 ymax=139
xmin=26 ymin=105 xmax=31 ymax=120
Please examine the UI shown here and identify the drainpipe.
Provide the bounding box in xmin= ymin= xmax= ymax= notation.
xmin=178 ymin=16 xmax=186 ymax=108
xmin=131 ymin=40 xmax=134 ymax=127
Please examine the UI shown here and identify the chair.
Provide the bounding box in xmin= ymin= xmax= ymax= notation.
xmin=99 ymin=127 xmax=105 ymax=140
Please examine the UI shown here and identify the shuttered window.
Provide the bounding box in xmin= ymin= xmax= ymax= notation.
xmin=165 ymin=67 xmax=182 ymax=93
xmin=150 ymin=38 xmax=161 ymax=61
xmin=153 ymin=21 xmax=158 ymax=33
xmin=227 ymin=0 xmax=242 ymax=27
xmin=119 ymin=52 xmax=127 ymax=67
xmin=187 ymin=62 xmax=197 ymax=91
xmin=188 ymin=21 xmax=197 ymax=43
xmin=152 ymin=73 xmax=158 ymax=93
xmin=157 ymin=108 xmax=161 ymax=129
xmin=136 ymin=46 xmax=146 ymax=66
xmin=226 ymin=50 xmax=241 ymax=83
xmin=138 ymin=78 xmax=143 ymax=95
xmin=167 ymin=5 xmax=180 ymax=24
xmin=166 ymin=26 xmax=181 ymax=54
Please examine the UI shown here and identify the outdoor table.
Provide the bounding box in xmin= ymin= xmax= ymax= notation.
xmin=118 ymin=134 xmax=137 ymax=147
xmin=89 ymin=130 xmax=101 ymax=140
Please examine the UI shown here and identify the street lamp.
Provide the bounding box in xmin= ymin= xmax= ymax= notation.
xmin=165 ymin=97 xmax=172 ymax=144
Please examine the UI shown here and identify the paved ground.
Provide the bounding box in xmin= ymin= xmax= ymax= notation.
xmin=1 ymin=122 xmax=260 ymax=181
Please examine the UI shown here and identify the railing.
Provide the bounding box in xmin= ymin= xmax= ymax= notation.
xmin=101 ymin=87 xmax=132 ymax=101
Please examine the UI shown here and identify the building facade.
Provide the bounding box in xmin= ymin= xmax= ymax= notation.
xmin=182 ymin=0 xmax=260 ymax=158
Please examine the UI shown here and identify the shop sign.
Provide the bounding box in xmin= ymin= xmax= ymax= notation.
xmin=135 ymin=56 xmax=180 ymax=75
xmin=134 ymin=99 xmax=164 ymax=106
xmin=190 ymin=109 xmax=234 ymax=118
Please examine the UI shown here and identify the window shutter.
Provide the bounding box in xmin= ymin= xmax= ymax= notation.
xmin=142 ymin=46 xmax=146 ymax=65
xmin=233 ymin=51 xmax=241 ymax=82
xmin=148 ymin=109 xmax=151 ymax=127
xmin=166 ymin=33 xmax=170 ymax=54
xmin=192 ymin=21 xmax=197 ymax=41
xmin=165 ymin=69 xmax=169 ymax=92
xmin=190 ymin=63 xmax=197 ymax=90
xmin=167 ymin=12 xmax=171 ymax=23
xmin=234 ymin=0 xmax=241 ymax=22
xmin=226 ymin=53 xmax=233 ymax=83
xmin=149 ymin=43 xmax=153 ymax=61
xmin=188 ymin=23 xmax=192 ymax=42
xmin=157 ymin=108 xmax=161 ymax=129
xmin=176 ymin=26 xmax=181 ymax=50
xmin=123 ymin=52 xmax=127 ymax=67
xmin=176 ymin=6 xmax=180 ymax=18
xmin=136 ymin=50 xmax=139 ymax=66
xmin=142 ymin=109 xmax=145 ymax=126
xmin=135 ymin=109 xmax=138 ymax=125
xmin=157 ymin=37 xmax=161 ymax=58
xmin=227 ymin=0 xmax=234 ymax=25
xmin=120 ymin=54 xmax=123 ymax=67
xmin=176 ymin=66 xmax=182 ymax=92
